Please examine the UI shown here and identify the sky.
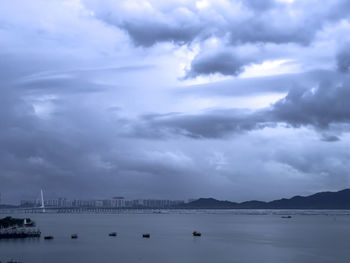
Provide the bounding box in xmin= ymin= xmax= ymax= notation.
xmin=1 ymin=0 xmax=350 ymax=203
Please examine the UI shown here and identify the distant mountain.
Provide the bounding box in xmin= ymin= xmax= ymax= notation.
xmin=182 ymin=189 xmax=350 ymax=209
xmin=184 ymin=198 xmax=238 ymax=209
xmin=266 ymin=189 xmax=350 ymax=209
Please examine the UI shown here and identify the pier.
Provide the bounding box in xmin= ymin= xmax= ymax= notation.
xmin=0 ymin=228 xmax=41 ymax=239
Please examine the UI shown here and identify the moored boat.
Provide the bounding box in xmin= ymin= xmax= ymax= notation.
xmin=192 ymin=231 xmax=201 ymax=237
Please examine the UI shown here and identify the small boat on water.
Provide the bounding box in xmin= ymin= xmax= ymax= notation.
xmin=142 ymin=233 xmax=150 ymax=238
xmin=281 ymin=215 xmax=292 ymax=219
xmin=109 ymin=232 xmax=117 ymax=237
xmin=192 ymin=231 xmax=201 ymax=237
xmin=71 ymin=234 xmax=78 ymax=239
xmin=44 ymin=236 xmax=54 ymax=240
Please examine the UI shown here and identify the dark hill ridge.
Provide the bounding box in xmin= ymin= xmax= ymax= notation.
xmin=186 ymin=198 xmax=238 ymax=209
xmin=182 ymin=189 xmax=350 ymax=209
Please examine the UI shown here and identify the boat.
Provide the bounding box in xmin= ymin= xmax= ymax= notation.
xmin=281 ymin=215 xmax=292 ymax=219
xmin=71 ymin=234 xmax=78 ymax=239
xmin=44 ymin=235 xmax=54 ymax=240
xmin=109 ymin=232 xmax=117 ymax=237
xmin=142 ymin=233 xmax=150 ymax=238
xmin=192 ymin=231 xmax=201 ymax=237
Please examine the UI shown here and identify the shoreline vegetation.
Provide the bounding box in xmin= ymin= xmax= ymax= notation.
xmin=0 ymin=217 xmax=40 ymax=240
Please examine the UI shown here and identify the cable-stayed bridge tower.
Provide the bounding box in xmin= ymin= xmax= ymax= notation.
xmin=40 ymin=189 xmax=45 ymax=213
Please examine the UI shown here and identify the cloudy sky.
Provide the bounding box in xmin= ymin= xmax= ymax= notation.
xmin=1 ymin=0 xmax=350 ymax=203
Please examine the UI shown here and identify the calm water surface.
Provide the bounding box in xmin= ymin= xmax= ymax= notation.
xmin=0 ymin=211 xmax=349 ymax=263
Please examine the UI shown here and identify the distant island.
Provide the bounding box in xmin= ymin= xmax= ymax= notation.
xmin=180 ymin=189 xmax=350 ymax=209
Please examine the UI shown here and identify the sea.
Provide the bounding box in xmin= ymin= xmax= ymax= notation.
xmin=0 ymin=210 xmax=349 ymax=263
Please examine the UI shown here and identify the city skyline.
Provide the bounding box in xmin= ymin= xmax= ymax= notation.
xmin=19 ymin=196 xmax=185 ymax=209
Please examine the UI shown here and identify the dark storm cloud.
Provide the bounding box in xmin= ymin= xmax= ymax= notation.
xmin=0 ymin=86 xmax=112 ymax=199
xmin=0 ymin=78 xmax=202 ymax=201
xmin=2 ymin=0 xmax=350 ymax=203
xmin=227 ymin=0 xmax=350 ymax=45
xmin=120 ymin=21 xmax=203 ymax=47
xmin=227 ymin=18 xmax=316 ymax=46
xmin=2 ymin=70 xmax=345 ymax=201
xmin=128 ymin=79 xmax=350 ymax=139
xmin=233 ymin=0 xmax=350 ymax=45
xmin=271 ymin=80 xmax=350 ymax=128
xmin=336 ymin=45 xmax=350 ymax=72
xmin=126 ymin=110 xmax=270 ymax=139
xmin=125 ymin=110 xmax=267 ymax=139
xmin=87 ymin=0 xmax=350 ymax=48
xmin=81 ymin=0 xmax=350 ymax=79
xmin=185 ymin=50 xmax=257 ymax=78
xmin=320 ymin=134 xmax=340 ymax=142
xmin=84 ymin=1 xmax=207 ymax=47
xmin=83 ymin=0 xmax=350 ymax=79
xmin=0 ymin=87 xmax=36 ymax=131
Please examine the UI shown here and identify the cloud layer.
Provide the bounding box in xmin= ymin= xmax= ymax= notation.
xmin=1 ymin=0 xmax=350 ymax=203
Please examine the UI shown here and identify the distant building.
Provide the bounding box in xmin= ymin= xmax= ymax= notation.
xmin=94 ymin=200 xmax=104 ymax=207
xmin=111 ymin=197 xmax=125 ymax=208
xmin=19 ymin=196 xmax=184 ymax=209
